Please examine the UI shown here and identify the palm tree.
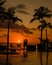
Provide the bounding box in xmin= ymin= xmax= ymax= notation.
xmin=30 ymin=6 xmax=52 ymax=65
xmin=38 ymin=20 xmax=52 ymax=65
xmin=5 ymin=7 xmax=22 ymax=65
xmin=0 ymin=0 xmax=9 ymax=65
xmin=30 ymin=6 xmax=52 ymax=44
xmin=0 ymin=1 xmax=22 ymax=65
xmin=37 ymin=20 xmax=46 ymax=65
xmin=43 ymin=22 xmax=52 ymax=65
xmin=0 ymin=0 xmax=5 ymax=10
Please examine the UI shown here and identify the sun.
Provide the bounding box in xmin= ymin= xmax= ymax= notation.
xmin=18 ymin=40 xmax=20 ymax=43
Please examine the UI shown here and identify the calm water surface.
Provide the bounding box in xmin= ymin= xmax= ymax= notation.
xmin=0 ymin=50 xmax=52 ymax=65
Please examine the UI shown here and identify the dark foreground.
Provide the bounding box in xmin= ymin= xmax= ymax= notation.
xmin=0 ymin=50 xmax=52 ymax=65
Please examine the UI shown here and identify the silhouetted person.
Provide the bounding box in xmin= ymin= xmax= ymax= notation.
xmin=24 ymin=39 xmax=28 ymax=49
xmin=23 ymin=39 xmax=28 ymax=57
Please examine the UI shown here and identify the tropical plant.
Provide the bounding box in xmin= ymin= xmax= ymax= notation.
xmin=30 ymin=6 xmax=52 ymax=45
xmin=43 ymin=21 xmax=52 ymax=65
xmin=38 ymin=20 xmax=52 ymax=65
xmin=30 ymin=6 xmax=52 ymax=65
xmin=0 ymin=0 xmax=8 ymax=65
xmin=0 ymin=1 xmax=22 ymax=65
xmin=5 ymin=7 xmax=22 ymax=65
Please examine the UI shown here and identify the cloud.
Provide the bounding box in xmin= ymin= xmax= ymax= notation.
xmin=0 ymin=29 xmax=2 ymax=31
xmin=0 ymin=22 xmax=33 ymax=34
xmin=0 ymin=35 xmax=6 ymax=38
xmin=0 ymin=36 xmax=4 ymax=38
xmin=24 ymin=35 xmax=30 ymax=37
xmin=12 ymin=24 xmax=33 ymax=34
xmin=16 ymin=4 xmax=26 ymax=10
xmin=17 ymin=10 xmax=30 ymax=15
xmin=28 ymin=28 xmax=36 ymax=30
xmin=16 ymin=4 xmax=30 ymax=15
xmin=19 ymin=24 xmax=33 ymax=34
xmin=0 ymin=22 xmax=7 ymax=28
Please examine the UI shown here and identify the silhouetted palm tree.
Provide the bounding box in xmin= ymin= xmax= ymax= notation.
xmin=44 ymin=22 xmax=52 ymax=65
xmin=30 ymin=6 xmax=52 ymax=65
xmin=0 ymin=1 xmax=22 ymax=64
xmin=37 ymin=20 xmax=46 ymax=65
xmin=38 ymin=20 xmax=52 ymax=65
xmin=0 ymin=0 xmax=22 ymax=64
xmin=30 ymin=6 xmax=52 ymax=45
xmin=0 ymin=0 xmax=9 ymax=65
xmin=5 ymin=7 xmax=22 ymax=65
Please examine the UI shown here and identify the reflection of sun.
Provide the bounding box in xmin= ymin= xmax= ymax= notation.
xmin=18 ymin=40 xmax=20 ymax=43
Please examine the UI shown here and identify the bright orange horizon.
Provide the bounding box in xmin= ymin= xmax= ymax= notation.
xmin=0 ymin=28 xmax=52 ymax=44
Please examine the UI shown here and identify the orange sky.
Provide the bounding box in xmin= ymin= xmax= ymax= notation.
xmin=0 ymin=0 xmax=52 ymax=44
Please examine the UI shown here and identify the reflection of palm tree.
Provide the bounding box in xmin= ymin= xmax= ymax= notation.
xmin=30 ymin=6 xmax=52 ymax=65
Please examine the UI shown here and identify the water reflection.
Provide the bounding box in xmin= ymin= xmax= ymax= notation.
xmin=0 ymin=51 xmax=52 ymax=65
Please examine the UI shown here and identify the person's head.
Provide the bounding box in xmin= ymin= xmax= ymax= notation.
xmin=24 ymin=39 xmax=28 ymax=43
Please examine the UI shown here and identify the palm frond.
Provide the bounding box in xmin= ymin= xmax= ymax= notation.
xmin=45 ymin=14 xmax=52 ymax=18
xmin=7 ymin=7 xmax=15 ymax=15
xmin=33 ymin=12 xmax=38 ymax=17
xmin=30 ymin=17 xmax=40 ymax=23
xmin=12 ymin=17 xmax=22 ymax=23
xmin=34 ymin=9 xmax=38 ymax=11
xmin=16 ymin=17 xmax=22 ymax=22
xmin=37 ymin=25 xmax=42 ymax=30
xmin=0 ymin=7 xmax=5 ymax=11
xmin=0 ymin=0 xmax=5 ymax=6
xmin=48 ymin=23 xmax=52 ymax=28
xmin=32 ymin=6 xmax=52 ymax=22
xmin=30 ymin=18 xmax=36 ymax=23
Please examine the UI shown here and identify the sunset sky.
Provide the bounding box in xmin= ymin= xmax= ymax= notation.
xmin=0 ymin=0 xmax=52 ymax=44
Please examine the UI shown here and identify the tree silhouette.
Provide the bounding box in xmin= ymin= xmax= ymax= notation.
xmin=0 ymin=0 xmax=8 ymax=65
xmin=30 ymin=6 xmax=52 ymax=65
xmin=43 ymin=21 xmax=52 ymax=65
xmin=30 ymin=6 xmax=52 ymax=44
xmin=5 ymin=7 xmax=22 ymax=65
xmin=38 ymin=20 xmax=52 ymax=65
xmin=0 ymin=1 xmax=22 ymax=65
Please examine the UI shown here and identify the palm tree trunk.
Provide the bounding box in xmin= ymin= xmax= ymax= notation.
xmin=6 ymin=21 xmax=10 ymax=65
xmin=46 ymin=27 xmax=48 ymax=65
xmin=40 ymin=27 xmax=43 ymax=65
